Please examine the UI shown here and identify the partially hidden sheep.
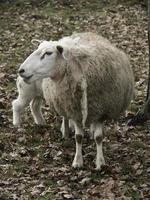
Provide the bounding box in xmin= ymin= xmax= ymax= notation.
xmin=12 ymin=41 xmax=50 ymax=129
xmin=12 ymin=76 xmax=45 ymax=128
xmin=18 ymin=32 xmax=134 ymax=169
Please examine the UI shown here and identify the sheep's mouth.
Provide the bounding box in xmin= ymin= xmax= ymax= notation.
xmin=21 ymin=74 xmax=33 ymax=84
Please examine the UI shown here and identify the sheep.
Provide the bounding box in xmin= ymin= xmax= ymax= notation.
xmin=12 ymin=76 xmax=44 ymax=128
xmin=12 ymin=41 xmax=50 ymax=129
xmin=18 ymin=32 xmax=134 ymax=170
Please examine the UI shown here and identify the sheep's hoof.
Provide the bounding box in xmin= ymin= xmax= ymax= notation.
xmin=13 ymin=121 xmax=20 ymax=127
xmin=72 ymin=158 xmax=83 ymax=168
xmin=95 ymin=159 xmax=105 ymax=171
xmin=13 ymin=124 xmax=26 ymax=133
xmin=95 ymin=164 xmax=107 ymax=171
xmin=72 ymin=162 xmax=83 ymax=168
xmin=95 ymin=165 xmax=103 ymax=171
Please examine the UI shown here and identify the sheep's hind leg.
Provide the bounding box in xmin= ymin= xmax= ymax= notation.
xmin=30 ymin=97 xmax=46 ymax=125
xmin=69 ymin=119 xmax=75 ymax=132
xmin=61 ymin=117 xmax=75 ymax=139
xmin=60 ymin=117 xmax=70 ymax=139
xmin=72 ymin=122 xmax=83 ymax=168
xmin=92 ymin=122 xmax=105 ymax=170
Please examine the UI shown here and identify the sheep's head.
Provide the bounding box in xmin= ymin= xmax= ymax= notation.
xmin=19 ymin=36 xmax=87 ymax=83
xmin=18 ymin=40 xmax=66 ymax=83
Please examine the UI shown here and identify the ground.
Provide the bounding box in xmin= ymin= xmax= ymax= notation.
xmin=0 ymin=0 xmax=150 ymax=200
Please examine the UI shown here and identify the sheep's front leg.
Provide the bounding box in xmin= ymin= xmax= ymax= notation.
xmin=60 ymin=117 xmax=70 ymax=138
xmin=72 ymin=122 xmax=83 ymax=168
xmin=12 ymin=77 xmax=34 ymax=128
xmin=12 ymin=97 xmax=30 ymax=128
xmin=92 ymin=122 xmax=105 ymax=170
xmin=30 ymin=97 xmax=46 ymax=125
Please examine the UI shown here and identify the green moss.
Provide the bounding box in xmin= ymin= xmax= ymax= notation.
xmin=125 ymin=189 xmax=140 ymax=200
xmin=14 ymin=162 xmax=29 ymax=173
xmin=130 ymin=140 xmax=146 ymax=150
xmin=35 ymin=192 xmax=55 ymax=200
xmin=44 ymin=179 xmax=54 ymax=186
xmin=121 ymin=163 xmax=133 ymax=175
xmin=0 ymin=192 xmax=12 ymax=200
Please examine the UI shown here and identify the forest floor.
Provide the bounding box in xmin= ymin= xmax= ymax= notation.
xmin=0 ymin=0 xmax=149 ymax=199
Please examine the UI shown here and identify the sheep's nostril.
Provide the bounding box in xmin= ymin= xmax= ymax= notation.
xmin=19 ymin=69 xmax=25 ymax=74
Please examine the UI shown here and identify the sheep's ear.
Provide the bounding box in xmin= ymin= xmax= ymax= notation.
xmin=57 ymin=45 xmax=63 ymax=54
xmin=57 ymin=45 xmax=69 ymax=60
xmin=31 ymin=39 xmax=43 ymax=47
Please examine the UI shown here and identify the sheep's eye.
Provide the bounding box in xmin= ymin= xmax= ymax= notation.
xmin=45 ymin=52 xmax=52 ymax=56
xmin=41 ymin=51 xmax=52 ymax=60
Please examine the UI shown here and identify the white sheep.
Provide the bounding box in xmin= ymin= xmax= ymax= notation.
xmin=12 ymin=76 xmax=44 ymax=128
xmin=17 ymin=32 xmax=134 ymax=170
xmin=12 ymin=41 xmax=51 ymax=129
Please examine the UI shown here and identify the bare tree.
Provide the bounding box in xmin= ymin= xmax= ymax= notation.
xmin=128 ymin=0 xmax=150 ymax=125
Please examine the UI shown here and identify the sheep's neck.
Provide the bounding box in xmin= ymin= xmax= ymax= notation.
xmin=49 ymin=68 xmax=66 ymax=83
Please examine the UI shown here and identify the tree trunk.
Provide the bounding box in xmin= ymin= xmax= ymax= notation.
xmin=146 ymin=0 xmax=150 ymax=100
xmin=128 ymin=0 xmax=150 ymax=125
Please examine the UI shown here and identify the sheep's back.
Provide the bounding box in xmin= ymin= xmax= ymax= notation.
xmin=83 ymin=43 xmax=134 ymax=123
